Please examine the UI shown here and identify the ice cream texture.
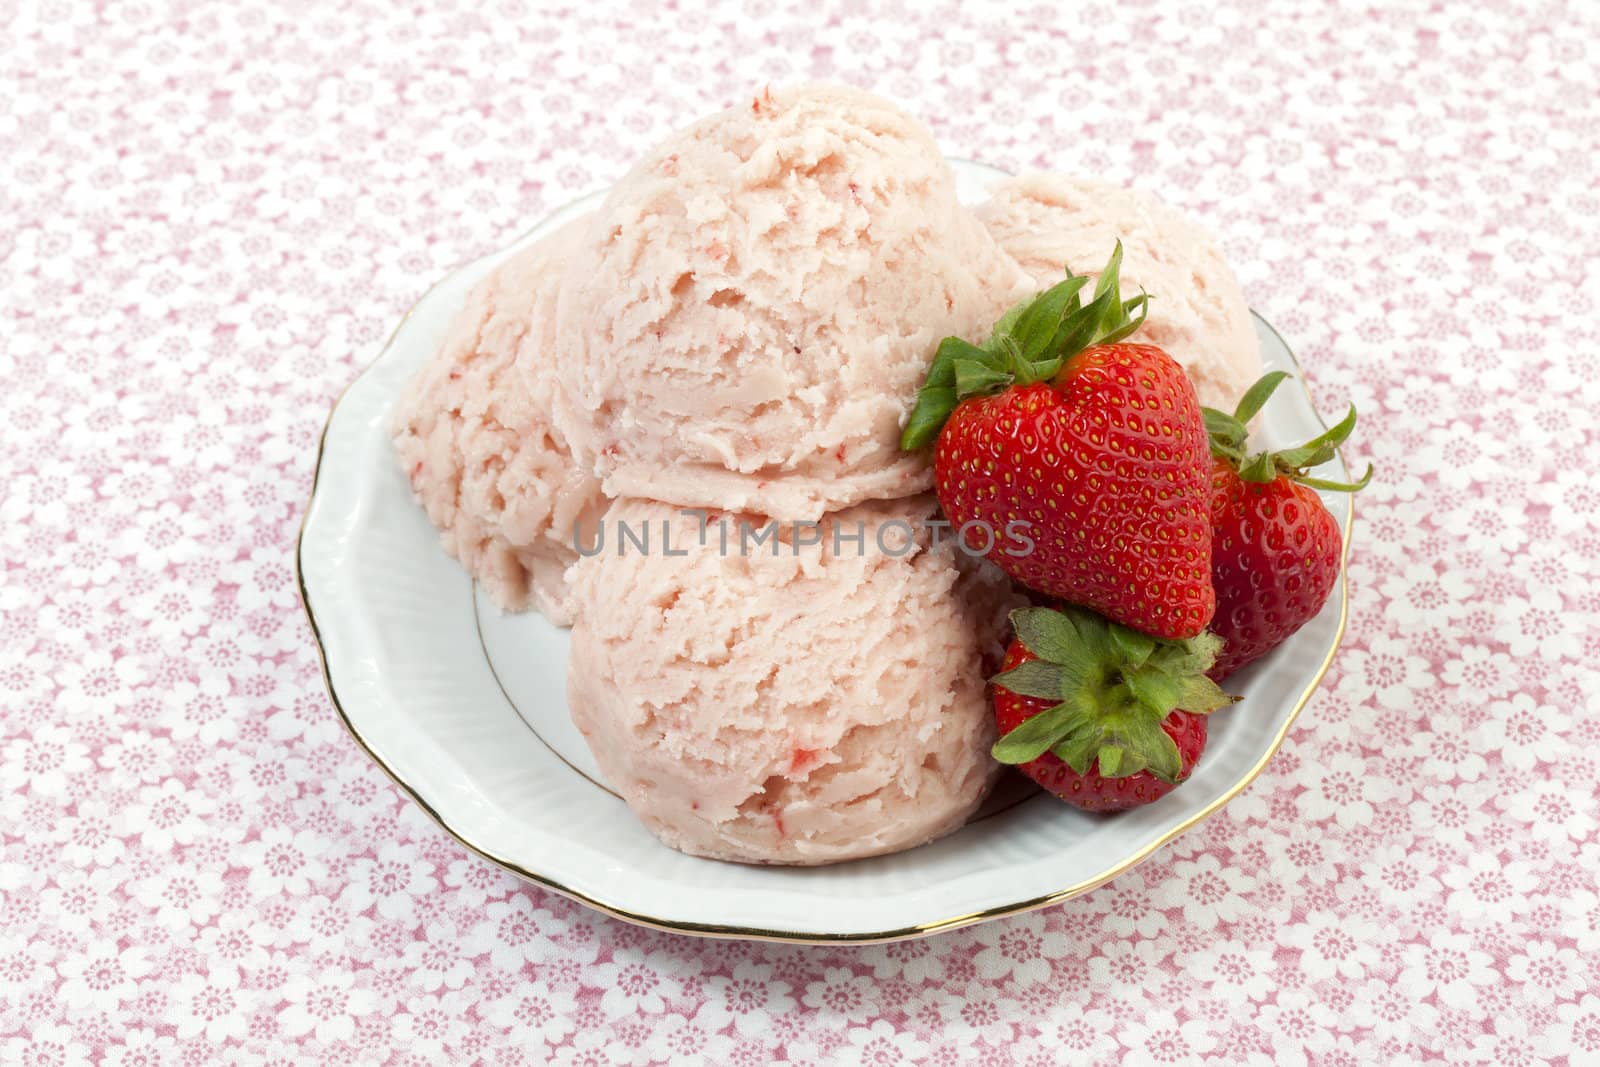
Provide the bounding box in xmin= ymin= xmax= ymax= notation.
xmin=390 ymin=84 xmax=1273 ymax=865
xmin=391 ymin=217 xmax=607 ymax=625
xmin=565 ymin=497 xmax=1023 ymax=865
xmin=552 ymin=83 xmax=1031 ymax=522
xmin=975 ymin=172 xmax=1263 ymax=409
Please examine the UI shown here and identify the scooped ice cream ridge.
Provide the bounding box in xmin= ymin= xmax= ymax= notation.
xmin=977 ymin=172 xmax=1264 ymax=410
xmin=564 ymin=497 xmax=1023 ymax=865
xmin=551 ymin=83 xmax=1033 ymax=521
xmin=391 ymin=217 xmax=608 ymax=624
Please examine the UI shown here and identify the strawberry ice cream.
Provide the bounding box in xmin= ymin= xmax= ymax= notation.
xmin=551 ymin=83 xmax=1031 ymax=522
xmin=391 ymin=218 xmax=608 ymax=624
xmin=975 ymin=173 xmax=1263 ymax=409
xmin=564 ymin=497 xmax=1023 ymax=865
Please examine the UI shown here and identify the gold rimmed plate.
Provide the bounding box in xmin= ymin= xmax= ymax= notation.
xmin=296 ymin=161 xmax=1352 ymax=943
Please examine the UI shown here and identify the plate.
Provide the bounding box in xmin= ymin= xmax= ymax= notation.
xmin=297 ymin=160 xmax=1353 ymax=943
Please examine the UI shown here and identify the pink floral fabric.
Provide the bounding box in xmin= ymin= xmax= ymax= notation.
xmin=2 ymin=0 xmax=1597 ymax=1063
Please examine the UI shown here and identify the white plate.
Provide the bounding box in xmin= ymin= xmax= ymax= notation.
xmin=297 ymin=161 xmax=1353 ymax=943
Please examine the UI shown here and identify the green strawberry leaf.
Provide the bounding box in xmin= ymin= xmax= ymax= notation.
xmin=1207 ymin=372 xmax=1373 ymax=494
xmin=1125 ymin=668 xmax=1183 ymax=717
xmin=1173 ymin=673 xmax=1238 ymax=714
xmin=953 ymin=359 xmax=1012 ymax=396
xmin=900 ymin=244 xmax=1151 ymax=450
xmin=899 ymin=387 xmax=958 ymax=451
xmin=1010 ymin=607 xmax=1082 ymax=664
xmin=1096 ymin=293 xmax=1151 ymax=346
xmin=1231 ymin=370 xmax=1290 ymax=425
xmin=1108 ymin=624 xmax=1156 ymax=668
xmin=991 ymin=700 xmax=1077 ymax=763
xmin=1299 ymin=465 xmax=1374 ymax=493
xmin=991 ymin=606 xmax=1238 ymax=778
xmin=1238 ymin=451 xmax=1277 ymax=483
xmin=1010 ymin=274 xmax=1088 ymax=361
xmin=990 ymin=660 xmax=1066 ymax=701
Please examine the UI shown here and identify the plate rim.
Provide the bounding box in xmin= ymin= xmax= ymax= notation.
xmin=295 ymin=181 xmax=1354 ymax=945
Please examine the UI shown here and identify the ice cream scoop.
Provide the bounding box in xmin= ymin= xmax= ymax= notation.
xmin=564 ymin=496 xmax=1023 ymax=865
xmin=392 ymin=217 xmax=608 ymax=624
xmin=552 ymin=83 xmax=1031 ymax=522
xmin=975 ymin=172 xmax=1263 ymax=409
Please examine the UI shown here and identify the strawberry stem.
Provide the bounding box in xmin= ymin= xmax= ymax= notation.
xmin=900 ymin=243 xmax=1151 ymax=450
xmin=990 ymin=606 xmax=1236 ymax=782
xmin=1201 ymin=372 xmax=1374 ymax=491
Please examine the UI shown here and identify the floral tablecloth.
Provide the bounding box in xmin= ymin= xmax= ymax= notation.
xmin=3 ymin=0 xmax=1597 ymax=1063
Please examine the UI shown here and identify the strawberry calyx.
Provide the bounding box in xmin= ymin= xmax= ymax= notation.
xmin=900 ymin=242 xmax=1150 ymax=450
xmin=990 ymin=606 xmax=1236 ymax=783
xmin=1202 ymin=371 xmax=1374 ymax=493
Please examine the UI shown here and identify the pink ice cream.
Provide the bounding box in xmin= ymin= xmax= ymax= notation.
xmin=976 ymin=173 xmax=1263 ymax=409
xmin=564 ymin=497 xmax=1023 ymax=865
xmin=391 ymin=218 xmax=608 ymax=624
xmin=552 ymin=83 xmax=1031 ymax=522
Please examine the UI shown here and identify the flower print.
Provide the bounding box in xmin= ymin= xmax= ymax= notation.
xmin=587 ymin=948 xmax=687 ymax=1019
xmin=461 ymin=896 xmax=568 ymax=971
xmin=341 ymin=841 xmax=438 ymax=922
xmin=2 ymin=1022 xmax=91 ymax=1067
xmin=842 ymin=1020 xmax=930 ymax=1066
xmin=1549 ymin=994 xmax=1600 ymax=1060
xmin=697 ymin=961 xmax=795 ymax=1037
xmin=865 ymin=935 xmax=946 ymax=983
xmin=1504 ymin=781 xmax=1598 ymax=844
xmin=123 ymin=778 xmax=215 ymax=852
xmin=1156 ymin=853 xmax=1257 ymax=926
xmin=237 ymin=827 xmax=330 ymax=897
xmin=164 ymin=677 xmax=239 ymax=746
xmin=101 ymin=1027 xmax=180 ymax=1067
xmin=397 ymin=921 xmax=475 ymax=992
xmin=480 ymin=981 xmax=578 ymax=1044
xmin=3 ymin=724 xmax=90 ymax=797
xmin=1489 ymin=688 xmax=1583 ymax=767
xmin=279 ymin=967 xmax=377 ymax=1045
xmin=1494 ymin=589 xmax=1583 ymax=661
xmin=1298 ymin=750 xmax=1404 ymax=828
xmin=800 ymin=965 xmax=879 ymax=1023
xmin=1439 ymin=642 xmax=1515 ymax=700
xmin=95 ymin=730 xmax=176 ymax=787
xmin=1039 ymin=1001 xmax=1118 ymax=1061
xmin=392 ymin=991 xmax=471 ymax=1061
xmin=1505 ymin=939 xmax=1584 ymax=1000
xmin=1086 ymin=938 xmax=1169 ymax=988
xmin=132 ymin=865 xmax=224 ymax=930
xmin=440 ymin=856 xmax=511 ymax=908
xmin=1094 ymin=881 xmax=1168 ymax=939
xmin=1439 ymin=850 xmax=1538 ymax=922
xmin=194 ymin=911 xmax=272 ymax=972
xmin=172 ymin=966 xmax=255 ymax=1043
xmin=1336 ymin=646 xmax=1433 ymax=710
xmin=1251 ymin=988 xmax=1345 ymax=1067
xmin=1182 ymin=938 xmax=1278 ymax=998
xmin=972 ymin=920 xmax=1067 ymax=985
xmin=1399 ymin=933 xmax=1497 ymax=1009
xmin=1117 ymin=1008 xmax=1216 ymax=1063
xmin=1378 ymin=562 xmax=1473 ymax=626
xmin=53 ymin=800 xmax=128 ymax=869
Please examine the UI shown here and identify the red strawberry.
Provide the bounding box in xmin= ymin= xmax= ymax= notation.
xmin=989 ymin=605 xmax=1234 ymax=812
xmin=1202 ymin=372 xmax=1372 ymax=680
xmin=902 ymin=245 xmax=1215 ymax=640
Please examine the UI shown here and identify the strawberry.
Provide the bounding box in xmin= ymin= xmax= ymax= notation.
xmin=990 ymin=605 xmax=1234 ymax=812
xmin=1202 ymin=372 xmax=1372 ymax=680
xmin=901 ymin=245 xmax=1215 ymax=640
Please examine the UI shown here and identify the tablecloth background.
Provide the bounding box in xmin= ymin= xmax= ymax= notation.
xmin=3 ymin=0 xmax=1598 ymax=1063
